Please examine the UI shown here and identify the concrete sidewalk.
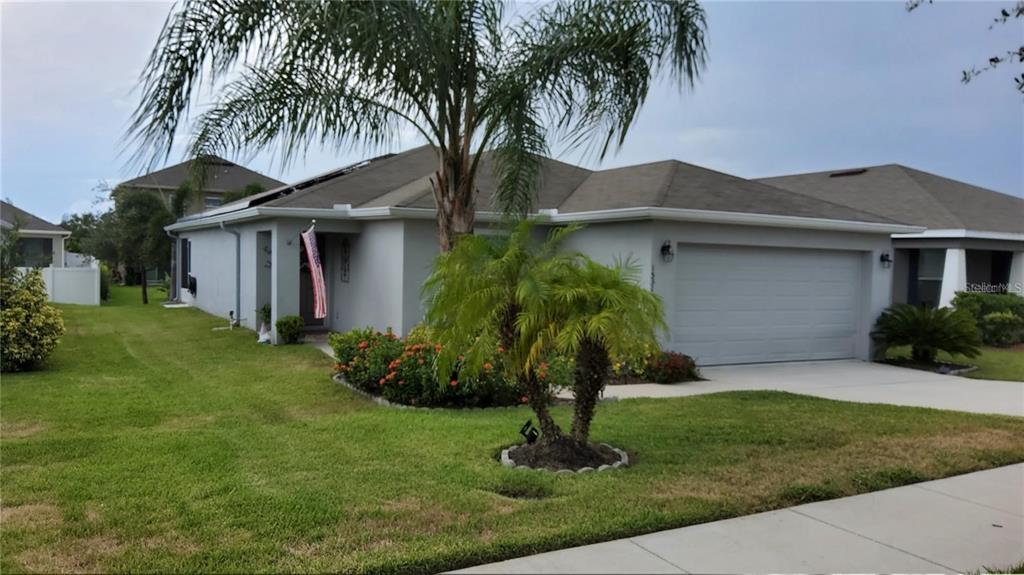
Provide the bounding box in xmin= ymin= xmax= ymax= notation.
xmin=454 ymin=464 xmax=1024 ymax=573
xmin=591 ymin=360 xmax=1024 ymax=417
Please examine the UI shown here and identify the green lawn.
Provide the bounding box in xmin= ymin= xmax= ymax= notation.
xmin=887 ymin=345 xmax=1024 ymax=382
xmin=3 ymin=287 xmax=1023 ymax=574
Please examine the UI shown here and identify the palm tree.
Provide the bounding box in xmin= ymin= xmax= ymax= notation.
xmin=425 ymin=221 xmax=664 ymax=464
xmin=423 ymin=220 xmax=578 ymax=440
xmin=543 ymin=258 xmax=665 ymax=443
xmin=128 ymin=0 xmax=707 ymax=250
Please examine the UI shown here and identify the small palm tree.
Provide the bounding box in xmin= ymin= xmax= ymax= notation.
xmin=128 ymin=0 xmax=707 ymax=250
xmin=875 ymin=304 xmax=982 ymax=364
xmin=424 ymin=220 xmax=579 ymax=440
xmin=541 ymin=259 xmax=665 ymax=443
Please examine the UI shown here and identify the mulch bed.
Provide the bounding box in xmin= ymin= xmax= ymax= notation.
xmin=509 ymin=440 xmax=620 ymax=470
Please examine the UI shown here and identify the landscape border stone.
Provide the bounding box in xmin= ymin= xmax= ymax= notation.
xmin=499 ymin=443 xmax=630 ymax=474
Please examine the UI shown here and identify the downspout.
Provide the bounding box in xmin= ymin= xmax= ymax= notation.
xmin=219 ymin=222 xmax=241 ymax=327
xmin=164 ymin=229 xmax=178 ymax=301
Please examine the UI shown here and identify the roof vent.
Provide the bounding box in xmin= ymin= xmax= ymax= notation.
xmin=828 ymin=168 xmax=868 ymax=178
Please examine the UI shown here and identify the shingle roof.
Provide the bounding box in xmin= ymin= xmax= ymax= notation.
xmin=759 ymin=165 xmax=1024 ymax=234
xmin=561 ymin=160 xmax=898 ymax=223
xmin=253 ymin=146 xmax=897 ymax=225
xmin=121 ymin=155 xmax=286 ymax=192
xmin=0 ymin=200 xmax=68 ymax=233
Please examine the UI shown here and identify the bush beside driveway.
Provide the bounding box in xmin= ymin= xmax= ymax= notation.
xmin=2 ymin=287 xmax=1022 ymax=574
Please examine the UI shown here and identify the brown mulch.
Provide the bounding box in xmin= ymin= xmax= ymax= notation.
xmin=509 ymin=439 xmax=620 ymax=470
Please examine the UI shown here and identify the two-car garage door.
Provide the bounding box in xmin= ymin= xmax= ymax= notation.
xmin=670 ymin=244 xmax=863 ymax=366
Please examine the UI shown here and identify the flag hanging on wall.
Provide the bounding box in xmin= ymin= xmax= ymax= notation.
xmin=300 ymin=225 xmax=327 ymax=319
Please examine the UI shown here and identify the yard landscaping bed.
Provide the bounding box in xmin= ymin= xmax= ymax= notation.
xmin=2 ymin=287 xmax=1024 ymax=574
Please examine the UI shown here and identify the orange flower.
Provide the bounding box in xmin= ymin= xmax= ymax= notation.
xmin=358 ymin=341 xmax=369 ymax=350
xmin=435 ymin=344 xmax=443 ymax=353
xmin=449 ymin=380 xmax=459 ymax=387
xmin=483 ymin=362 xmax=493 ymax=370
xmin=497 ymin=345 xmax=505 ymax=353
xmin=378 ymin=378 xmax=386 ymax=386
xmin=398 ymin=380 xmax=405 ymax=386
xmin=520 ymin=395 xmax=529 ymax=404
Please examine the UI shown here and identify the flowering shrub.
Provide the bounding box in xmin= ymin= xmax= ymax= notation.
xmin=329 ymin=327 xmax=525 ymax=407
xmin=1 ymin=269 xmax=65 ymax=372
xmin=644 ymin=351 xmax=700 ymax=383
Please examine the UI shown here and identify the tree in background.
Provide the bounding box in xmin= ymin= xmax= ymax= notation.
xmin=60 ymin=212 xmax=100 ymax=254
xmin=0 ymin=217 xmax=25 ymax=279
xmin=115 ymin=192 xmax=173 ymax=304
xmin=128 ymin=0 xmax=707 ymax=250
xmin=908 ymin=0 xmax=1024 ymax=94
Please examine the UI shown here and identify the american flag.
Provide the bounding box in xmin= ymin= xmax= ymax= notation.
xmin=301 ymin=226 xmax=327 ymax=319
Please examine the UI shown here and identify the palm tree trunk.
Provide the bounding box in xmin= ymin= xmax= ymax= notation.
xmin=571 ymin=338 xmax=610 ymax=443
xmin=523 ymin=372 xmax=563 ymax=443
xmin=140 ymin=266 xmax=149 ymax=304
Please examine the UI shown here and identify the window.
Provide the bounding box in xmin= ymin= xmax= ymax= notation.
xmin=16 ymin=237 xmax=53 ymax=268
xmin=914 ymin=249 xmax=945 ymax=307
xmin=204 ymin=195 xmax=223 ymax=208
xmin=180 ymin=239 xmax=191 ymax=289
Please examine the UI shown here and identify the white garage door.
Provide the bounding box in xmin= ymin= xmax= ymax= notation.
xmin=671 ymin=244 xmax=863 ymax=366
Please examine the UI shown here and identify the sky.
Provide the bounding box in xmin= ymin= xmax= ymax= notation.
xmin=1 ymin=1 xmax=1022 ymax=224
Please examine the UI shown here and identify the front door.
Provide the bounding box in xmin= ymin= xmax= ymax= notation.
xmin=299 ymin=233 xmax=326 ymax=326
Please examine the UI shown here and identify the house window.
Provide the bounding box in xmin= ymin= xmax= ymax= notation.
xmin=914 ymin=249 xmax=945 ymax=307
xmin=204 ymin=195 xmax=223 ymax=208
xmin=16 ymin=237 xmax=53 ymax=268
xmin=180 ymin=239 xmax=191 ymax=289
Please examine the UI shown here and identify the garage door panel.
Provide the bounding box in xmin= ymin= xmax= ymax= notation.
xmin=670 ymin=244 xmax=863 ymax=365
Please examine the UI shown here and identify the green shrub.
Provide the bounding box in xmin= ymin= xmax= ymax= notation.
xmin=1 ymin=269 xmax=66 ymax=372
xmin=953 ymin=292 xmax=1024 ymax=323
xmin=340 ymin=328 xmax=404 ymax=392
xmin=953 ymin=292 xmax=1024 ymax=345
xmin=644 ymin=351 xmax=700 ymax=383
xmin=328 ymin=326 xmax=377 ymax=366
xmin=980 ymin=311 xmax=1024 ymax=347
xmin=99 ymin=263 xmax=111 ymax=301
xmin=874 ymin=304 xmax=982 ymax=363
xmin=275 ymin=315 xmax=305 ymax=344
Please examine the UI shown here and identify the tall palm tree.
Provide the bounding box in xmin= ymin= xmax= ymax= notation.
xmin=128 ymin=0 xmax=707 ymax=250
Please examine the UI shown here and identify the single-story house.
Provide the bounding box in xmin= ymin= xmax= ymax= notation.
xmin=1 ymin=200 xmax=71 ymax=268
xmin=166 ymin=146 xmax=922 ymax=366
xmin=761 ymin=165 xmax=1024 ymax=308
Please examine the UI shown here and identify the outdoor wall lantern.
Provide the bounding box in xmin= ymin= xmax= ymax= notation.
xmin=520 ymin=419 xmax=540 ymax=444
xmin=879 ymin=251 xmax=893 ymax=268
xmin=660 ymin=241 xmax=675 ymax=263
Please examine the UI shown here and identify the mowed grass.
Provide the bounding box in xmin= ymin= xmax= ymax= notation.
xmin=887 ymin=345 xmax=1024 ymax=382
xmin=2 ymin=287 xmax=1023 ymax=574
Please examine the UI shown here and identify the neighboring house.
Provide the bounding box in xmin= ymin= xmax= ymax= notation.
xmin=761 ymin=165 xmax=1024 ymax=308
xmin=1 ymin=200 xmax=100 ymax=305
xmin=118 ymin=156 xmax=286 ymax=283
xmin=166 ymin=146 xmax=919 ymax=365
xmin=1 ymin=200 xmax=70 ymax=268
xmin=118 ymin=155 xmax=286 ymax=216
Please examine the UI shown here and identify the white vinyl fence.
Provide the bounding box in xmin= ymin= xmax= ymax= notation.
xmin=18 ymin=266 xmax=101 ymax=306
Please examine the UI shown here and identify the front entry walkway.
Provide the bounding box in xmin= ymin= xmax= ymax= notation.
xmin=590 ymin=360 xmax=1024 ymax=417
xmin=455 ymin=464 xmax=1024 ymax=573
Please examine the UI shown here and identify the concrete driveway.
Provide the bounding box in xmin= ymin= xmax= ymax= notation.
xmin=595 ymin=360 xmax=1023 ymax=417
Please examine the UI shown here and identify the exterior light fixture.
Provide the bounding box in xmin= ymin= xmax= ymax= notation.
xmin=660 ymin=241 xmax=675 ymax=263
xmin=880 ymin=252 xmax=893 ymax=268
xmin=520 ymin=419 xmax=540 ymax=444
